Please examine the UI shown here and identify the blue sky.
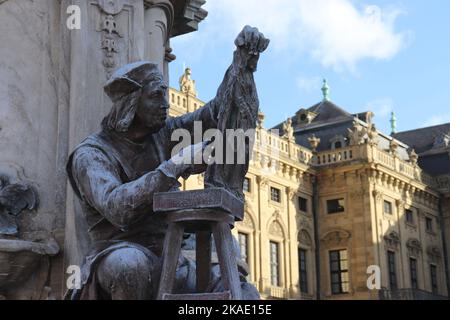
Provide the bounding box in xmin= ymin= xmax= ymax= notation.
xmin=169 ymin=0 xmax=450 ymax=135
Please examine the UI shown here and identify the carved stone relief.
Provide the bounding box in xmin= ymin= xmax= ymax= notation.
xmin=406 ymin=238 xmax=422 ymax=257
xmin=320 ymin=229 xmax=351 ymax=248
xmin=384 ymin=231 xmax=400 ymax=250
xmin=298 ymin=229 xmax=313 ymax=247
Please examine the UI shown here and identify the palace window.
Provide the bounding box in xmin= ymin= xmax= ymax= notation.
xmin=298 ymin=197 xmax=308 ymax=213
xmin=430 ymin=265 xmax=438 ymax=295
xmin=327 ymin=199 xmax=345 ymax=214
xmin=384 ymin=201 xmax=393 ymax=215
xmin=271 ymin=187 xmax=281 ymax=203
xmin=270 ymin=241 xmax=280 ymax=287
xmin=299 ymin=249 xmax=308 ymax=294
xmin=426 ymin=217 xmax=433 ymax=232
xmin=410 ymin=258 xmax=418 ymax=289
xmin=387 ymin=251 xmax=397 ymax=290
xmin=333 ymin=141 xmax=342 ymax=149
xmin=405 ymin=209 xmax=414 ymax=224
xmin=329 ymin=249 xmax=349 ymax=294
xmin=243 ymin=178 xmax=251 ymax=193
xmin=238 ymin=233 xmax=249 ymax=265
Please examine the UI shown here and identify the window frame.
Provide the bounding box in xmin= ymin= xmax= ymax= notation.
xmin=243 ymin=177 xmax=251 ymax=194
xmin=387 ymin=251 xmax=397 ymax=290
xmin=298 ymin=196 xmax=308 ymax=213
xmin=384 ymin=200 xmax=393 ymax=215
xmin=270 ymin=187 xmax=281 ymax=203
xmin=425 ymin=216 xmax=434 ymax=233
xmin=326 ymin=198 xmax=345 ymax=215
xmin=410 ymin=257 xmax=418 ymax=289
xmin=430 ymin=264 xmax=438 ymax=295
xmin=405 ymin=209 xmax=414 ymax=224
xmin=329 ymin=249 xmax=349 ymax=295
xmin=238 ymin=232 xmax=249 ymax=265
xmin=270 ymin=241 xmax=280 ymax=287
xmin=299 ymin=248 xmax=308 ymax=294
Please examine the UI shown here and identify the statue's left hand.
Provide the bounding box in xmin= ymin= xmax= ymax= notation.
xmin=235 ymin=25 xmax=270 ymax=54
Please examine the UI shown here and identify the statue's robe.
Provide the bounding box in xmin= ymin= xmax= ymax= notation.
xmin=66 ymin=101 xmax=258 ymax=299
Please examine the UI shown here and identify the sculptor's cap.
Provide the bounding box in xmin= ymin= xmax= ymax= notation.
xmin=104 ymin=61 xmax=163 ymax=102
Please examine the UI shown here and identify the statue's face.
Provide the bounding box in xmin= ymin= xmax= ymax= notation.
xmin=247 ymin=52 xmax=260 ymax=72
xmin=135 ymin=79 xmax=169 ymax=132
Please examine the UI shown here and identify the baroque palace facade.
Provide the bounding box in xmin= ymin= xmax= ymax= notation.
xmin=171 ymin=68 xmax=450 ymax=300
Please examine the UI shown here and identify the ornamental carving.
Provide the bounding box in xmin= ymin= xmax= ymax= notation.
xmin=384 ymin=231 xmax=400 ymax=250
xmin=0 ymin=175 xmax=38 ymax=236
xmin=298 ymin=229 xmax=313 ymax=247
xmin=372 ymin=190 xmax=383 ymax=203
xmin=320 ymin=229 xmax=351 ymax=248
xmin=406 ymin=238 xmax=422 ymax=257
xmin=282 ymin=118 xmax=295 ymax=142
xmin=347 ymin=120 xmax=366 ymax=146
xmin=95 ymin=1 xmax=128 ymax=78
xmin=269 ymin=221 xmax=284 ymax=238
xmin=426 ymin=246 xmax=442 ymax=263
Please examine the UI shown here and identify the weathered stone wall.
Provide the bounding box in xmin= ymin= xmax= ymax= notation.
xmin=0 ymin=0 xmax=206 ymax=299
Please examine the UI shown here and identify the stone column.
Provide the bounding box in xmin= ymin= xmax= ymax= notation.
xmin=144 ymin=0 xmax=174 ymax=78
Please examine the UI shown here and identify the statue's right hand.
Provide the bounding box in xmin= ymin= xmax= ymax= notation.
xmin=170 ymin=141 xmax=210 ymax=178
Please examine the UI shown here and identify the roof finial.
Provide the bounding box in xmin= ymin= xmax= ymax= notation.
xmin=322 ymin=79 xmax=330 ymax=101
xmin=390 ymin=111 xmax=397 ymax=135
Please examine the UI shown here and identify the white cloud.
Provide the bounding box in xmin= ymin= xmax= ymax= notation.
xmin=296 ymin=76 xmax=322 ymax=93
xmin=365 ymin=98 xmax=394 ymax=118
xmin=423 ymin=114 xmax=450 ymax=127
xmin=188 ymin=0 xmax=409 ymax=71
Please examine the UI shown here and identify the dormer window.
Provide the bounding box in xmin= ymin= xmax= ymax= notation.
xmin=296 ymin=109 xmax=317 ymax=125
xmin=330 ymin=135 xmax=347 ymax=150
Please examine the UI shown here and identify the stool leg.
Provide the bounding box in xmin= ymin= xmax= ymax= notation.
xmin=212 ymin=222 xmax=243 ymax=300
xmin=196 ymin=231 xmax=211 ymax=292
xmin=157 ymin=223 xmax=184 ymax=300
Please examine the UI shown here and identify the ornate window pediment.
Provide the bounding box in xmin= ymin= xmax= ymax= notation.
xmin=406 ymin=238 xmax=422 ymax=257
xmin=427 ymin=246 xmax=442 ymax=263
xmin=384 ymin=231 xmax=400 ymax=250
xmin=320 ymin=229 xmax=351 ymax=248
xmin=298 ymin=229 xmax=313 ymax=248
xmin=269 ymin=221 xmax=284 ymax=238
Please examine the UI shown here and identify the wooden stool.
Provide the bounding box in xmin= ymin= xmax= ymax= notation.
xmin=153 ymin=189 xmax=244 ymax=300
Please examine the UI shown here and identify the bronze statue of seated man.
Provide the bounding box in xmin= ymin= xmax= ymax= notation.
xmin=66 ymin=26 xmax=269 ymax=300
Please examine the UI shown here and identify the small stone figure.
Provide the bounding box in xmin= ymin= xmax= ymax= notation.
xmin=283 ymin=118 xmax=295 ymax=142
xmin=179 ymin=67 xmax=197 ymax=96
xmin=66 ymin=26 xmax=267 ymax=300
xmin=0 ymin=175 xmax=38 ymax=236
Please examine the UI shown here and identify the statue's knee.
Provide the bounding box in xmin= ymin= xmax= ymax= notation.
xmin=97 ymin=248 xmax=156 ymax=299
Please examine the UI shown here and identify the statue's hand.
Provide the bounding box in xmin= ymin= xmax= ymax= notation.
xmin=235 ymin=25 xmax=270 ymax=54
xmin=170 ymin=141 xmax=210 ymax=178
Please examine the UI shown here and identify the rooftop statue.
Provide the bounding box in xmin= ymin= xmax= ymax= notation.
xmin=66 ymin=26 xmax=268 ymax=300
